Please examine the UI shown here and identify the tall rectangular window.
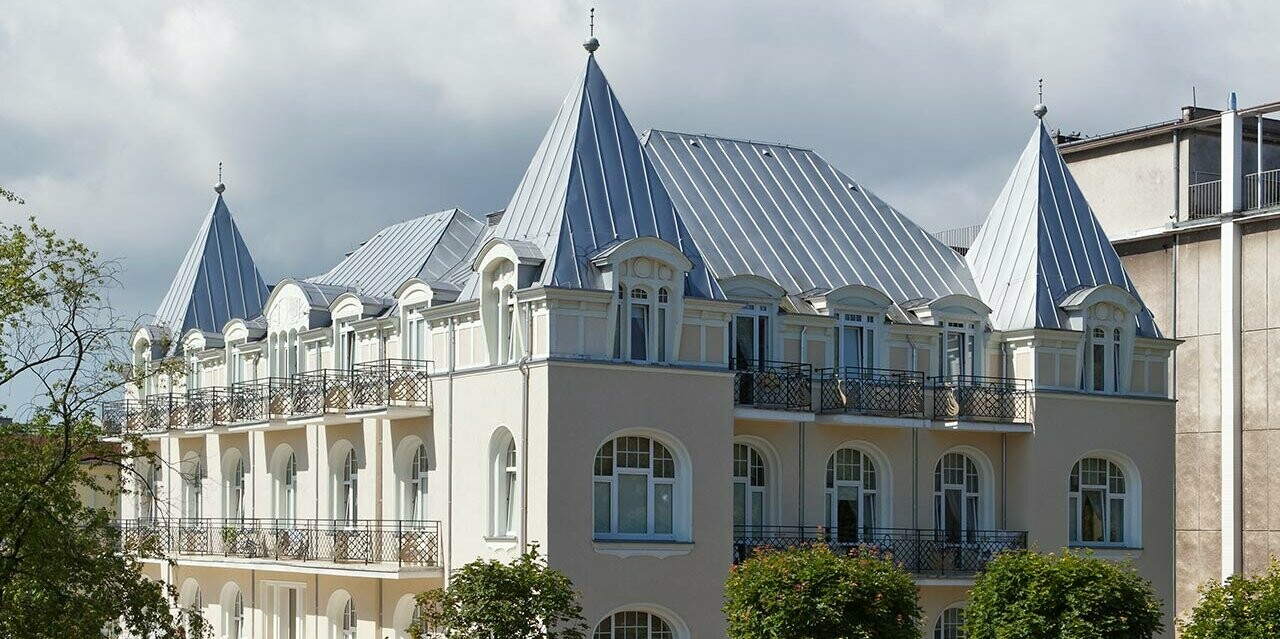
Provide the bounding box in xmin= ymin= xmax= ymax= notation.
xmin=630 ymin=304 xmax=649 ymax=360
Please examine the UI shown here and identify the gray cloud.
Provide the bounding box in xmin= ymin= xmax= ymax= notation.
xmin=0 ymin=0 xmax=1277 ymax=410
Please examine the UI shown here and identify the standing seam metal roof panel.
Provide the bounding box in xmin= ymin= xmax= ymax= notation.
xmin=153 ymin=194 xmax=269 ymax=337
xmin=642 ymin=130 xmax=979 ymax=303
xmin=965 ymin=123 xmax=1161 ymax=337
xmin=492 ymin=55 xmax=721 ymax=299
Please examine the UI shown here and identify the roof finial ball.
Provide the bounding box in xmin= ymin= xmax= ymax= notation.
xmin=583 ymin=7 xmax=600 ymax=53
xmin=214 ymin=161 xmax=226 ymax=194
xmin=1033 ymin=78 xmax=1048 ymax=120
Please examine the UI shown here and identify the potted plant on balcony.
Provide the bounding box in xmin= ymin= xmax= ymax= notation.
xmin=398 ymin=527 xmax=437 ymax=566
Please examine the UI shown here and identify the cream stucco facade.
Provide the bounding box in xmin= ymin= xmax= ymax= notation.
xmin=106 ymin=49 xmax=1179 ymax=639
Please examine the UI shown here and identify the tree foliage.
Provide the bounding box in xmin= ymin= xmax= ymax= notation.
xmin=411 ymin=545 xmax=587 ymax=639
xmin=0 ymin=216 xmax=201 ymax=637
xmin=1179 ymin=559 xmax=1280 ymax=639
xmin=964 ymin=549 xmax=1163 ymax=639
xmin=723 ymin=544 xmax=923 ymax=639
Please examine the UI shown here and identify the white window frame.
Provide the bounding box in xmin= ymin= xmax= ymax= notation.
xmin=225 ymin=455 xmax=245 ymax=522
xmin=933 ymin=605 xmax=966 ymax=639
xmin=593 ymin=610 xmax=676 ymax=639
xmin=182 ymin=455 xmax=202 ymax=521
xmin=939 ymin=320 xmax=979 ymax=377
xmin=275 ymin=452 xmax=297 ymax=521
xmin=732 ymin=303 xmax=772 ymax=369
xmin=406 ymin=311 xmax=427 ymax=362
xmin=824 ymin=447 xmax=880 ymax=541
xmin=835 ymin=312 xmax=877 ymax=370
xmin=733 ymin=443 xmax=768 ymax=532
xmin=490 ymin=431 xmax=518 ymax=538
xmin=1087 ymin=325 xmax=1124 ymax=394
xmin=335 ymin=449 xmax=358 ymax=525
xmin=1069 ymin=456 xmax=1130 ymax=547
xmin=593 ymin=436 xmax=678 ymax=541
xmin=406 ymin=444 xmax=429 ymax=522
xmin=934 ymin=452 xmax=981 ymax=542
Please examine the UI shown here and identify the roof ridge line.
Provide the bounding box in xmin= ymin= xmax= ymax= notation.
xmin=645 ymin=128 xmax=816 ymax=153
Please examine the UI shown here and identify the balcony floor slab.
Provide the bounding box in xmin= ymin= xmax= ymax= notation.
xmin=142 ymin=555 xmax=443 ymax=580
xmin=733 ymin=407 xmax=815 ymax=423
xmin=930 ymin=419 xmax=1032 ymax=433
xmin=815 ymin=414 xmax=927 ymax=429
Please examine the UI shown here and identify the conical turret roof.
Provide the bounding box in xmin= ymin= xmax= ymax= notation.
xmin=492 ymin=54 xmax=720 ymax=298
xmin=153 ymin=192 xmax=269 ymax=336
xmin=966 ymin=122 xmax=1160 ymax=337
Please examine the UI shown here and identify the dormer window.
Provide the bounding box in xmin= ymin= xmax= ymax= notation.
xmin=500 ymin=285 xmax=518 ymax=364
xmin=405 ymin=311 xmax=427 ymax=361
xmin=733 ymin=304 xmax=771 ymax=370
xmin=1088 ymin=325 xmax=1123 ymax=393
xmin=613 ymin=284 xmax=674 ymax=364
xmin=629 ymin=289 xmax=650 ymax=361
xmin=836 ymin=312 xmax=876 ymax=370
xmin=941 ymin=321 xmax=978 ymax=377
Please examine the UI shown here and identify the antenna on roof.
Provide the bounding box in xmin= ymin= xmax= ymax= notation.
xmin=214 ymin=162 xmax=226 ymax=194
xmin=1033 ymin=78 xmax=1048 ymax=120
xmin=583 ymin=7 xmax=600 ymax=53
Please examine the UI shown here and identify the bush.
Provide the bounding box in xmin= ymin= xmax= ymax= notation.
xmin=1179 ymin=559 xmax=1280 ymax=639
xmin=964 ymin=549 xmax=1163 ymax=639
xmin=723 ymin=543 xmax=922 ymax=639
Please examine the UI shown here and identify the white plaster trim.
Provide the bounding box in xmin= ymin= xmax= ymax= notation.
xmin=591 ymin=541 xmax=694 ymax=559
xmin=816 ymin=414 xmax=926 ymax=429
xmin=733 ymin=407 xmax=816 ymax=423
xmin=141 ymin=556 xmax=442 ymax=580
xmin=930 ymin=420 xmax=1032 ymax=433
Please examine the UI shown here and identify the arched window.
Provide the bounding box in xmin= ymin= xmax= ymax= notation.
xmin=335 ymin=448 xmax=358 ymax=524
xmin=491 ymin=430 xmax=518 ymax=537
xmin=178 ymin=580 xmax=201 ymax=636
xmin=274 ymin=451 xmax=297 ymax=521
xmin=933 ymin=605 xmax=966 ymax=639
xmin=1087 ymin=321 xmax=1125 ymax=393
xmin=1069 ymin=457 xmax=1128 ymax=545
xmin=733 ymin=443 xmax=767 ymax=532
xmin=140 ymin=457 xmax=163 ymax=521
xmin=935 ymin=452 xmax=980 ymax=542
xmin=629 ymin=288 xmax=651 ymax=361
xmin=224 ymin=454 xmax=245 ymax=522
xmin=222 ymin=584 xmax=244 ymax=639
xmin=181 ymin=453 xmax=202 ymax=521
xmin=593 ymin=436 xmax=677 ymax=539
xmin=825 ymin=447 xmax=878 ymax=542
xmin=406 ymin=443 xmax=429 ymax=522
xmin=593 ymin=610 xmax=675 ymax=639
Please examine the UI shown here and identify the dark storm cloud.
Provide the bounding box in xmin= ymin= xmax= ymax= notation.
xmin=0 ymin=0 xmax=1276 ymax=359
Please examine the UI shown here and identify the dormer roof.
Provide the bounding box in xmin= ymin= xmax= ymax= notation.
xmin=966 ymin=122 xmax=1161 ymax=337
xmin=152 ymin=192 xmax=269 ymax=338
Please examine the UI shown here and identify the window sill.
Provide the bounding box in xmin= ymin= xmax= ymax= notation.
xmin=484 ymin=536 xmax=519 ymax=550
xmin=1067 ymin=545 xmax=1143 ymax=560
xmin=592 ymin=539 xmax=693 ymax=559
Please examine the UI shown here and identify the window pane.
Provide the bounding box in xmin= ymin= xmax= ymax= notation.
xmin=862 ymin=493 xmax=877 ymax=531
xmin=733 ymin=482 xmax=745 ymax=527
xmin=1081 ymin=489 xmax=1104 ymax=542
xmin=594 ymin=481 xmax=612 ymax=534
xmin=617 ymin=474 xmax=649 ymax=534
xmin=841 ymin=326 xmax=862 ymax=369
xmin=630 ymin=305 xmax=649 ymax=360
xmin=1109 ymin=498 xmax=1125 ymax=544
xmin=837 ymin=486 xmax=858 ymax=542
xmin=735 ymin=316 xmax=755 ymax=366
xmin=654 ymin=483 xmax=673 ymax=535
xmin=657 ymin=307 xmax=667 ymax=363
xmin=751 ymin=490 xmax=764 ymax=528
xmin=1092 ymin=343 xmax=1106 ymax=391
xmin=1069 ymin=496 xmax=1078 ymax=542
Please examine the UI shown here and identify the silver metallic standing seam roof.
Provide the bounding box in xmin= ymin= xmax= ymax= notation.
xmin=491 ymin=54 xmax=721 ymax=299
xmin=965 ymin=123 xmax=1162 ymax=337
xmin=308 ymin=208 xmax=485 ymax=299
xmin=153 ymin=194 xmax=269 ymax=337
xmin=643 ymin=130 xmax=979 ymax=303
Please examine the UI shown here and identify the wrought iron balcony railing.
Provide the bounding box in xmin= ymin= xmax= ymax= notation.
xmin=929 ymin=375 xmax=1030 ymax=423
xmin=352 ymin=359 xmax=433 ymax=408
xmin=731 ymin=359 xmax=812 ymax=411
xmin=114 ymin=518 xmax=441 ymax=567
xmin=228 ymin=378 xmax=293 ymax=422
xmin=816 ymin=367 xmax=924 ymax=417
xmin=291 ymin=370 xmax=354 ymax=415
xmin=101 ymin=399 xmax=146 ymax=435
xmin=141 ymin=393 xmax=188 ymax=432
xmin=186 ymin=387 xmax=234 ymax=428
xmin=732 ymin=525 xmax=1027 ymax=577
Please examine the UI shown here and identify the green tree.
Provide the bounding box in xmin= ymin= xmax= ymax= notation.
xmin=411 ymin=545 xmax=587 ymax=639
xmin=0 ymin=216 xmax=202 ymax=638
xmin=964 ymin=549 xmax=1163 ymax=639
xmin=1179 ymin=559 xmax=1280 ymax=638
xmin=724 ymin=544 xmax=923 ymax=639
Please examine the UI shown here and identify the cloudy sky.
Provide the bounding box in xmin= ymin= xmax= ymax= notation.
xmin=0 ymin=0 xmax=1277 ymax=406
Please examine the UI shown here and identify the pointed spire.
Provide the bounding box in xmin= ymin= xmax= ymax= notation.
xmin=583 ymin=7 xmax=599 ymax=53
xmin=965 ymin=123 xmax=1161 ymax=337
xmin=493 ymin=52 xmax=719 ymax=298
xmin=1033 ymin=78 xmax=1048 ymax=120
xmin=153 ymin=187 xmax=269 ymax=339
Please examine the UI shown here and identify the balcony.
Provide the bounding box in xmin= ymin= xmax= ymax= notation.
xmin=731 ymin=359 xmax=812 ymax=411
xmin=816 ymin=367 xmax=924 ymax=417
xmin=229 ymin=377 xmax=293 ymax=423
xmin=101 ymin=399 xmax=146 ymax=435
xmin=929 ymin=375 xmax=1030 ymax=423
xmin=352 ymin=359 xmax=433 ymax=409
xmin=732 ymin=525 xmax=1027 ymax=577
xmin=186 ymin=387 xmax=234 ymax=429
xmin=291 ymin=369 xmax=355 ymax=416
xmin=1188 ymin=169 xmax=1280 ymax=220
xmin=115 ymin=518 xmax=441 ymax=568
xmin=141 ymin=393 xmax=189 ymax=432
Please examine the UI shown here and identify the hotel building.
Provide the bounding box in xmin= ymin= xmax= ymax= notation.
xmin=106 ymin=42 xmax=1178 ymax=638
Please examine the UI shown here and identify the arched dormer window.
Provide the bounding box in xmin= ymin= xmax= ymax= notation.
xmin=595 ymin=240 xmax=690 ymax=364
